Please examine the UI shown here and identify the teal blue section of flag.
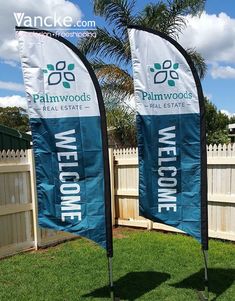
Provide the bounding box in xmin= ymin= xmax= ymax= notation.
xmin=31 ymin=116 xmax=106 ymax=248
xmin=137 ymin=113 xmax=202 ymax=243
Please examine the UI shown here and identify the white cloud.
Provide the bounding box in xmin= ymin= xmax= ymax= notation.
xmin=211 ymin=64 xmax=235 ymax=79
xmin=0 ymin=0 xmax=82 ymax=60
xmin=0 ymin=80 xmax=25 ymax=92
xmin=221 ymin=109 xmax=235 ymax=118
xmin=1 ymin=60 xmax=19 ymax=68
xmin=0 ymin=39 xmax=19 ymax=61
xmin=0 ymin=95 xmax=27 ymax=109
xmin=179 ymin=12 xmax=235 ymax=64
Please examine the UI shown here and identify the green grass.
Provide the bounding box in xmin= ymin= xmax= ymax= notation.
xmin=0 ymin=228 xmax=234 ymax=300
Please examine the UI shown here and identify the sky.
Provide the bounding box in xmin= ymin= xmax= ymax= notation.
xmin=0 ymin=0 xmax=235 ymax=117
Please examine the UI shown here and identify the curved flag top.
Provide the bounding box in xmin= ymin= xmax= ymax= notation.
xmin=16 ymin=28 xmax=113 ymax=255
xmin=128 ymin=26 xmax=208 ymax=249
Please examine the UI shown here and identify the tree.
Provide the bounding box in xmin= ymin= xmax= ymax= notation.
xmin=104 ymin=88 xmax=137 ymax=146
xmin=229 ymin=115 xmax=235 ymax=124
xmin=107 ymin=106 xmax=136 ymax=147
xmin=0 ymin=107 xmax=29 ymax=133
xmin=78 ymin=0 xmax=207 ymax=146
xmin=204 ymin=98 xmax=230 ymax=145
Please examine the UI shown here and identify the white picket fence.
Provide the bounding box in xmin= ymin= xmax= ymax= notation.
xmin=207 ymin=144 xmax=235 ymax=240
xmin=112 ymin=144 xmax=235 ymax=240
xmin=0 ymin=144 xmax=235 ymax=258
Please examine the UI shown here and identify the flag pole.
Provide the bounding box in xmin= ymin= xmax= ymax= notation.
xmin=98 ymin=78 xmax=115 ymax=300
xmin=101 ymin=106 xmax=115 ymax=300
xmin=108 ymin=256 xmax=115 ymax=300
xmin=202 ymin=249 xmax=209 ymax=300
xmin=198 ymin=249 xmax=209 ymax=301
xmin=81 ymin=32 xmax=116 ymax=300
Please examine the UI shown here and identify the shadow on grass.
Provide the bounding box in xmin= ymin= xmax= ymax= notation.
xmin=84 ymin=271 xmax=170 ymax=300
xmin=171 ymin=268 xmax=235 ymax=301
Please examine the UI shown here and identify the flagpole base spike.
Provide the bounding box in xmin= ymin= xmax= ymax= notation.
xmin=109 ymin=292 xmax=121 ymax=301
xmin=110 ymin=288 xmax=119 ymax=301
xmin=201 ymin=249 xmax=209 ymax=301
xmin=107 ymin=256 xmax=116 ymax=301
xmin=197 ymin=290 xmax=209 ymax=301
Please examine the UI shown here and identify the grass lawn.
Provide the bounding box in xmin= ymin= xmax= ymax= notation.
xmin=0 ymin=228 xmax=234 ymax=301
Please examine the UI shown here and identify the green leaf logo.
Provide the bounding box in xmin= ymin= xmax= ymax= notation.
xmin=47 ymin=64 xmax=54 ymax=71
xmin=154 ymin=63 xmax=161 ymax=70
xmin=173 ymin=63 xmax=179 ymax=70
xmin=168 ymin=80 xmax=175 ymax=87
xmin=63 ymin=82 xmax=70 ymax=89
xmin=68 ymin=64 xmax=75 ymax=71
xmin=45 ymin=61 xmax=75 ymax=89
xmin=150 ymin=60 xmax=179 ymax=87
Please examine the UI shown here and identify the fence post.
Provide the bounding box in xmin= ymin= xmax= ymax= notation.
xmin=147 ymin=220 xmax=153 ymax=230
xmin=109 ymin=148 xmax=116 ymax=226
xmin=28 ymin=149 xmax=40 ymax=250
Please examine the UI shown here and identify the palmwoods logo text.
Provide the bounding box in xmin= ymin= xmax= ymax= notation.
xmin=139 ymin=60 xmax=193 ymax=109
xmin=32 ymin=61 xmax=91 ymax=112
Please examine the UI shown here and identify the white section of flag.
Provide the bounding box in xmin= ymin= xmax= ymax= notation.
xmin=128 ymin=28 xmax=200 ymax=116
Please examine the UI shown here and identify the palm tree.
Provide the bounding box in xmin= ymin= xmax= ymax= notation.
xmin=78 ymin=0 xmax=207 ymax=146
xmin=107 ymin=106 xmax=137 ymax=147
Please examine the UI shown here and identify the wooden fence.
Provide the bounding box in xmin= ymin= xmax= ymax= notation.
xmin=0 ymin=150 xmax=74 ymax=258
xmin=112 ymin=144 xmax=235 ymax=241
xmin=0 ymin=144 xmax=234 ymax=258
